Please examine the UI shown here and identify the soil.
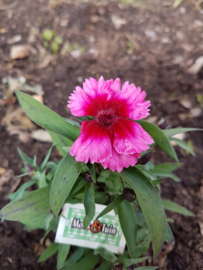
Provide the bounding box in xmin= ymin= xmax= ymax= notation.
xmin=0 ymin=0 xmax=203 ymax=269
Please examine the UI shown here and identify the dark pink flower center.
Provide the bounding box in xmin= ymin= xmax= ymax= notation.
xmin=98 ymin=113 xmax=115 ymax=126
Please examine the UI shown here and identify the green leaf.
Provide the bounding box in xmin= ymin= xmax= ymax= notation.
xmin=38 ymin=242 xmax=59 ymax=262
xmin=64 ymin=252 xmax=100 ymax=270
xmin=95 ymin=260 xmax=113 ymax=270
xmin=63 ymin=247 xmax=84 ymax=267
xmin=0 ymin=186 xmax=50 ymax=224
xmin=163 ymin=128 xmax=202 ymax=138
xmin=75 ymin=116 xmax=95 ymax=122
xmin=86 ymin=162 xmax=96 ymax=183
xmin=94 ymin=247 xmax=117 ymax=264
xmin=37 ymin=171 xmax=47 ymax=188
xmin=133 ymin=234 xmax=151 ymax=258
xmin=50 ymin=154 xmax=84 ymax=216
xmin=49 ymin=131 xmax=73 ymax=157
xmin=15 ymin=91 xmax=80 ymax=142
xmin=25 ymin=213 xmax=50 ymax=230
xmin=172 ymin=0 xmax=183 ymax=8
xmin=151 ymin=179 xmax=162 ymax=187
xmin=43 ymin=29 xmax=55 ymax=41
xmin=162 ymin=199 xmax=195 ymax=217
xmin=137 ymin=120 xmax=178 ymax=162
xmin=62 ymin=146 xmax=72 ymax=153
xmin=96 ymin=195 xmax=124 ymax=220
xmin=117 ymin=200 xmax=137 ymax=258
xmin=52 ymin=42 xmax=59 ymax=53
xmin=95 ymin=192 xmax=109 ymax=204
xmin=83 ymin=182 xmax=95 ymax=229
xmin=57 ymin=244 xmax=70 ymax=270
xmin=120 ymin=256 xmax=148 ymax=267
xmin=121 ymin=167 xmax=167 ymax=261
xmin=40 ymin=144 xmax=56 ymax=171
xmin=171 ymin=138 xmax=195 ymax=156
xmin=150 ymin=163 xmax=183 ymax=182
xmin=54 ymin=36 xmax=63 ymax=44
xmin=165 ymin=223 xmax=174 ymax=243
xmin=17 ymin=148 xmax=36 ymax=167
xmin=64 ymin=118 xmax=81 ymax=128
xmin=8 ymin=180 xmax=36 ymax=202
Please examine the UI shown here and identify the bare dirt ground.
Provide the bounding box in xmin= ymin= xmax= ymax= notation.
xmin=0 ymin=0 xmax=203 ymax=269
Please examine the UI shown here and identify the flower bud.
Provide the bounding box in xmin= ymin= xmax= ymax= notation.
xmin=122 ymin=188 xmax=136 ymax=202
xmin=158 ymin=118 xmax=167 ymax=130
xmin=137 ymin=152 xmax=151 ymax=165
xmin=82 ymin=171 xmax=93 ymax=182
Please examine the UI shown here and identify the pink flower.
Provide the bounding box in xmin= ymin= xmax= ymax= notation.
xmin=68 ymin=76 xmax=154 ymax=173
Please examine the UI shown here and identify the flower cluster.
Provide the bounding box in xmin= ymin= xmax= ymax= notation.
xmin=68 ymin=76 xmax=154 ymax=172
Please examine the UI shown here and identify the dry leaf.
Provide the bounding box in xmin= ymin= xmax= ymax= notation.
xmin=36 ymin=55 xmax=56 ymax=69
xmin=111 ymin=15 xmax=126 ymax=30
xmin=179 ymin=99 xmax=192 ymax=109
xmin=10 ymin=44 xmax=30 ymax=59
xmin=0 ymin=167 xmax=6 ymax=175
xmin=8 ymin=177 xmax=21 ymax=194
xmin=2 ymin=107 xmax=36 ymax=143
xmin=0 ymin=169 xmax=14 ymax=192
xmin=188 ymin=56 xmax=203 ymax=74
xmin=33 ymin=95 xmax=43 ymax=104
xmin=178 ymin=113 xmax=187 ymax=121
xmin=146 ymin=116 xmax=158 ymax=124
xmin=7 ymin=35 xmax=22 ymax=45
xmin=31 ymin=129 xmax=52 ymax=142
xmin=190 ymin=107 xmax=202 ymax=117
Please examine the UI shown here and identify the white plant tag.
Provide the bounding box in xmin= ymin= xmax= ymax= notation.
xmin=55 ymin=203 xmax=126 ymax=254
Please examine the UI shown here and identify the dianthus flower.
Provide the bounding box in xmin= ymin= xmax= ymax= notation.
xmin=68 ymin=76 xmax=154 ymax=173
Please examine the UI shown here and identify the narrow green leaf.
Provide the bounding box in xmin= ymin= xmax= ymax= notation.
xmin=163 ymin=128 xmax=202 ymax=138
xmin=64 ymin=118 xmax=81 ymax=128
xmin=83 ymin=182 xmax=95 ymax=229
xmin=49 ymin=131 xmax=73 ymax=157
xmin=162 ymin=199 xmax=195 ymax=217
xmin=86 ymin=162 xmax=96 ymax=183
xmin=151 ymin=179 xmax=162 ymax=187
xmin=0 ymin=186 xmax=50 ymax=223
xmin=15 ymin=91 xmax=80 ymax=141
xmin=121 ymin=167 xmax=167 ymax=261
xmin=95 ymin=260 xmax=113 ymax=270
xmin=171 ymin=138 xmax=195 ymax=156
xmin=64 ymin=252 xmax=100 ymax=270
xmin=63 ymin=247 xmax=84 ymax=268
xmin=96 ymin=195 xmax=124 ymax=220
xmin=8 ymin=180 xmax=36 ymax=202
xmin=95 ymin=192 xmax=109 ymax=204
xmin=165 ymin=224 xmax=174 ymax=243
xmin=94 ymin=247 xmax=117 ymax=264
xmin=62 ymin=146 xmax=71 ymax=153
xmin=57 ymin=244 xmax=70 ymax=270
xmin=38 ymin=242 xmax=59 ymax=262
xmin=17 ymin=148 xmax=35 ymax=167
xmin=120 ymin=256 xmax=148 ymax=267
xmin=40 ymin=144 xmax=56 ymax=171
xmin=38 ymin=170 xmax=47 ymax=188
xmin=137 ymin=120 xmax=178 ymax=162
xmin=118 ymin=200 xmax=137 ymax=258
xmin=150 ymin=163 xmax=182 ymax=182
xmin=50 ymin=154 xmax=84 ymax=216
xmin=75 ymin=116 xmax=95 ymax=122
xmin=133 ymin=234 xmax=151 ymax=258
